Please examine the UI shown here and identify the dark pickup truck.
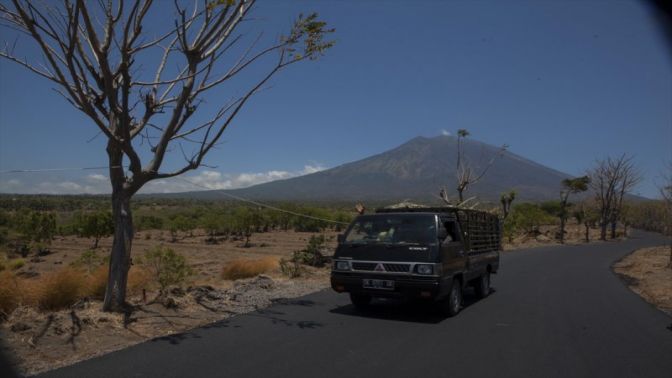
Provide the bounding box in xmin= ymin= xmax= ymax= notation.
xmin=331 ymin=207 xmax=501 ymax=316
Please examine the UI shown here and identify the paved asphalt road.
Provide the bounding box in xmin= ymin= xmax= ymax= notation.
xmin=3 ymin=231 xmax=671 ymax=378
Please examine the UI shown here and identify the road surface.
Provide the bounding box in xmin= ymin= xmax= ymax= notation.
xmin=7 ymin=231 xmax=672 ymax=377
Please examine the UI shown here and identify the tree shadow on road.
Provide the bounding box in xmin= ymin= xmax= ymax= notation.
xmin=148 ymin=299 xmax=326 ymax=346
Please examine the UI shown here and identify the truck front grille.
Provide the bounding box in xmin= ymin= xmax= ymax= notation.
xmin=351 ymin=262 xmax=411 ymax=273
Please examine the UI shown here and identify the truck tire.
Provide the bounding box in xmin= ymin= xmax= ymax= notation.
xmin=350 ymin=293 xmax=372 ymax=309
xmin=440 ymin=279 xmax=462 ymax=317
xmin=475 ymin=272 xmax=491 ymax=299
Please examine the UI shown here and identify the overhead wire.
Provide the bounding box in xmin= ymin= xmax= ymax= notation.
xmin=0 ymin=165 xmax=351 ymax=226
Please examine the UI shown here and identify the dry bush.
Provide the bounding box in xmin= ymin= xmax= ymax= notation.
xmin=0 ymin=271 xmax=21 ymax=316
xmin=128 ymin=267 xmax=152 ymax=295
xmin=221 ymin=257 xmax=278 ymax=280
xmin=86 ymin=265 xmax=109 ymax=299
xmin=279 ymin=258 xmax=302 ymax=278
xmin=86 ymin=265 xmax=151 ymax=299
xmin=27 ymin=268 xmax=87 ymax=311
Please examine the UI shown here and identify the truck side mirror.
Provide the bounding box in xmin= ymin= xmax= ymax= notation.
xmin=337 ymin=234 xmax=345 ymax=244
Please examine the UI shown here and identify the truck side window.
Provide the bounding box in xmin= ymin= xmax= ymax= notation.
xmin=438 ymin=221 xmax=450 ymax=242
xmin=443 ymin=221 xmax=461 ymax=242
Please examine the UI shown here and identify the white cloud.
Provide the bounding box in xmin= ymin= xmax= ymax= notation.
xmin=0 ymin=163 xmax=327 ymax=195
xmin=301 ymin=164 xmax=325 ymax=174
xmin=87 ymin=174 xmax=107 ymax=182
xmin=441 ymin=129 xmax=451 ymax=136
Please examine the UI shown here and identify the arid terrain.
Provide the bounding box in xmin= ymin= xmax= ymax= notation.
xmin=0 ymin=223 xmax=626 ymax=376
xmin=1 ymin=229 xmax=338 ymax=376
xmin=613 ymin=245 xmax=672 ymax=315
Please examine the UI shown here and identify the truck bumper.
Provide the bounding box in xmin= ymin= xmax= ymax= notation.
xmin=331 ymin=272 xmax=450 ymax=300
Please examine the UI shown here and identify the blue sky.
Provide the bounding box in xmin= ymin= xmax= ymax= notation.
xmin=0 ymin=0 xmax=670 ymax=198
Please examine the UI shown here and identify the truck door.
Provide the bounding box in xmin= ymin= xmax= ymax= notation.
xmin=439 ymin=217 xmax=467 ymax=277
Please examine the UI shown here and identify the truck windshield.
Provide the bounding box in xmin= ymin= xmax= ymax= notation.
xmin=343 ymin=214 xmax=437 ymax=245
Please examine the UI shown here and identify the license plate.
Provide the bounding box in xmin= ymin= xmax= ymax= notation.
xmin=362 ymin=279 xmax=394 ymax=290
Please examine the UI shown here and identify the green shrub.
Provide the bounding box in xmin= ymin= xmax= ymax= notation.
xmin=291 ymin=235 xmax=327 ymax=267
xmin=136 ymin=215 xmax=164 ymax=231
xmin=141 ymin=246 xmax=192 ymax=291
xmin=71 ymin=249 xmax=102 ymax=273
xmin=9 ymin=259 xmax=25 ymax=271
xmin=504 ymin=203 xmax=556 ymax=238
xmin=73 ymin=211 xmax=113 ymax=248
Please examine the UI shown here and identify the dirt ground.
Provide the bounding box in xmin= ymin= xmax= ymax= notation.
xmin=1 ymin=229 xmax=337 ymax=376
xmin=0 ymin=223 xmax=620 ymax=376
xmin=613 ymin=245 xmax=672 ymax=315
xmin=503 ymin=223 xmax=610 ymax=251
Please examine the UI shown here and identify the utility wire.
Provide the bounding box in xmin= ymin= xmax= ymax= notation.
xmin=0 ymin=166 xmax=115 ymax=174
xmin=0 ymin=165 xmax=351 ymax=226
xmin=177 ymin=177 xmax=350 ymax=225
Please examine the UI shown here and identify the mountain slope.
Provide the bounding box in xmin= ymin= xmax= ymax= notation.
xmin=181 ymin=136 xmax=571 ymax=202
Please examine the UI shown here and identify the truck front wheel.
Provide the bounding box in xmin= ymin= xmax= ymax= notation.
xmin=440 ymin=279 xmax=462 ymax=317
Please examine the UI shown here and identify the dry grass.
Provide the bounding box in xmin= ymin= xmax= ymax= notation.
xmin=0 ymin=271 xmax=21 ymax=316
xmin=0 ymin=263 xmax=155 ymax=317
xmin=86 ymin=265 xmax=109 ymax=299
xmin=614 ymin=245 xmax=672 ymax=314
xmin=221 ymin=257 xmax=278 ymax=280
xmin=86 ymin=265 xmax=152 ymax=299
xmin=26 ymin=268 xmax=88 ymax=311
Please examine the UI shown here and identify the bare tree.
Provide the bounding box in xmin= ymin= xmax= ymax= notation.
xmin=610 ymin=161 xmax=641 ymax=239
xmin=558 ymin=176 xmax=590 ymax=244
xmin=588 ymin=155 xmax=640 ymax=241
xmin=454 ymin=129 xmax=507 ymax=202
xmin=0 ymin=0 xmax=333 ymax=312
xmin=660 ymin=161 xmax=672 ymax=268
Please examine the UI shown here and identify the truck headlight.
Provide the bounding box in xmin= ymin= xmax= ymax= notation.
xmin=416 ymin=264 xmax=433 ymax=275
xmin=334 ymin=261 xmax=350 ymax=271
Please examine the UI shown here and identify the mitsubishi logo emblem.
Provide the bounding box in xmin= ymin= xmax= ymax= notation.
xmin=374 ymin=263 xmax=385 ymax=272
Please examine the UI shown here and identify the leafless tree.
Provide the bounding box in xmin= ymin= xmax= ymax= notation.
xmin=588 ymin=155 xmax=640 ymax=241
xmin=454 ymin=129 xmax=507 ymax=202
xmin=660 ymin=161 xmax=672 ymax=268
xmin=0 ymin=0 xmax=334 ymax=312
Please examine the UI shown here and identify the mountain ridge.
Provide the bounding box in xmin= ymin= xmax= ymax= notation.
xmin=162 ymin=135 xmax=575 ymax=203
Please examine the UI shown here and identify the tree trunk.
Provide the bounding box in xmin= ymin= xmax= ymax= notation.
xmin=584 ymin=224 xmax=590 ymax=243
xmin=559 ymin=217 xmax=566 ymax=244
xmin=103 ymin=141 xmax=135 ymax=313
xmin=610 ymin=221 xmax=617 ymax=239
xmin=103 ymin=190 xmax=134 ymax=312
xmin=600 ymin=221 xmax=607 ymax=241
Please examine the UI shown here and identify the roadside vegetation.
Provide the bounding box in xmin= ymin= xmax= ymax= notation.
xmin=613 ymin=246 xmax=672 ymax=315
xmin=0 ymin=197 xmax=349 ymax=319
